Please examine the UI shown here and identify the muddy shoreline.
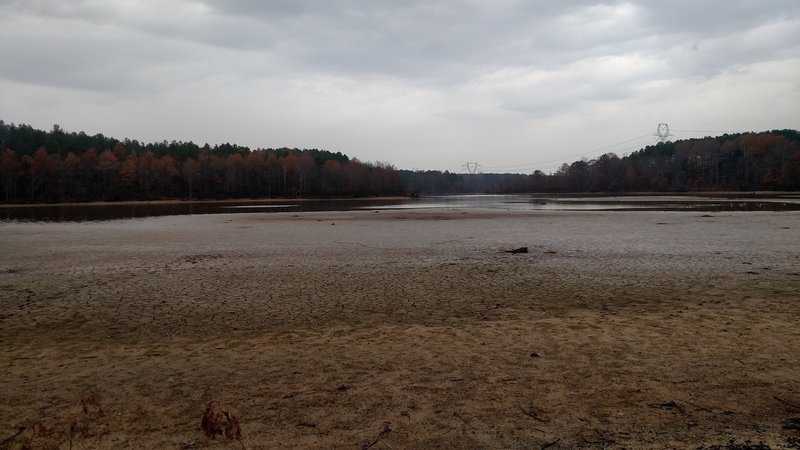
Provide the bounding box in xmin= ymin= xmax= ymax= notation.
xmin=3 ymin=193 xmax=800 ymax=223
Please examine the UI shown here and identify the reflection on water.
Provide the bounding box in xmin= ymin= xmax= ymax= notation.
xmin=1 ymin=194 xmax=799 ymax=222
xmin=383 ymin=195 xmax=800 ymax=213
xmin=0 ymin=199 xmax=405 ymax=222
xmin=220 ymin=205 xmax=300 ymax=209
xmin=368 ymin=195 xmax=642 ymax=211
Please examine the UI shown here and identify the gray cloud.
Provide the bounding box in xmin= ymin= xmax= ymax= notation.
xmin=0 ymin=0 xmax=797 ymax=170
xmin=195 ymin=0 xmax=800 ymax=78
xmin=4 ymin=1 xmax=797 ymax=85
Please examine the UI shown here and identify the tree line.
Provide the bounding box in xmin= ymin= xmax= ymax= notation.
xmin=2 ymin=121 xmax=798 ymax=203
xmin=0 ymin=122 xmax=402 ymax=202
xmin=402 ymin=130 xmax=800 ymax=194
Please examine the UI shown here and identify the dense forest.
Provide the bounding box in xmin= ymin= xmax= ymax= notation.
xmin=0 ymin=122 xmax=402 ymax=202
xmin=1 ymin=121 xmax=798 ymax=203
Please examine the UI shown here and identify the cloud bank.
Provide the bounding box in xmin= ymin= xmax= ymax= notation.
xmin=1 ymin=0 xmax=798 ymax=171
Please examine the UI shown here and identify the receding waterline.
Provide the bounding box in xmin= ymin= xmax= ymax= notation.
xmin=2 ymin=194 xmax=799 ymax=222
xmin=220 ymin=205 xmax=300 ymax=209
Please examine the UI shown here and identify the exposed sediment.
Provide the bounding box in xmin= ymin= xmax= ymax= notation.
xmin=1 ymin=209 xmax=799 ymax=448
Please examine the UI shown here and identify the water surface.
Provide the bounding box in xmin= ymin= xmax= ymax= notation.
xmin=2 ymin=194 xmax=799 ymax=222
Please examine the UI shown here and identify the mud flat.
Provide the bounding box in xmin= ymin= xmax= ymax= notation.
xmin=1 ymin=209 xmax=799 ymax=448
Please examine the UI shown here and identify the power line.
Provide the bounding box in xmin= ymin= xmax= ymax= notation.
xmin=671 ymin=129 xmax=736 ymax=134
xmin=483 ymin=132 xmax=653 ymax=171
xmin=532 ymin=141 xmax=656 ymax=173
xmin=479 ymin=124 xmax=739 ymax=174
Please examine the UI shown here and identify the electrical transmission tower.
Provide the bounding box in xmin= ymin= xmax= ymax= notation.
xmin=654 ymin=123 xmax=673 ymax=144
xmin=462 ymin=161 xmax=481 ymax=174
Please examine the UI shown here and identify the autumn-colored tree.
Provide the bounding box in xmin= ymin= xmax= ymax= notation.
xmin=343 ymin=159 xmax=370 ymax=196
xmin=181 ymin=157 xmax=199 ymax=199
xmin=321 ymin=159 xmax=343 ymax=195
xmin=119 ymin=151 xmax=139 ymax=194
xmin=297 ymin=152 xmax=318 ymax=195
xmin=112 ymin=141 xmax=128 ymax=160
xmin=2 ymin=122 xmax=798 ymax=202
xmin=197 ymin=151 xmax=211 ymax=197
xmin=1 ymin=149 xmax=20 ymax=202
xmin=23 ymin=147 xmax=53 ymax=200
xmin=225 ymin=153 xmax=245 ymax=195
xmin=208 ymin=154 xmax=227 ymax=196
xmin=98 ymin=149 xmax=120 ymax=198
xmin=280 ymin=152 xmax=299 ymax=195
xmin=158 ymin=155 xmax=181 ymax=196
xmin=62 ymin=152 xmax=80 ymax=200
xmin=741 ymin=133 xmax=787 ymax=156
xmin=264 ymin=153 xmax=280 ymax=197
xmin=0 ymin=148 xmax=22 ymax=202
xmin=623 ymin=165 xmax=638 ymax=191
xmin=246 ymin=151 xmax=264 ymax=195
xmin=137 ymin=151 xmax=156 ymax=196
xmin=650 ymin=175 xmax=670 ymax=191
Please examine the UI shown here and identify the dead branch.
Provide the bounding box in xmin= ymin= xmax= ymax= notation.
xmin=0 ymin=427 xmax=26 ymax=448
xmin=595 ymin=429 xmax=607 ymax=440
xmin=541 ymin=438 xmax=560 ymax=449
xmin=774 ymin=396 xmax=800 ymax=411
xmin=282 ymin=391 xmax=315 ymax=399
xmin=454 ymin=412 xmax=474 ymax=428
xmin=518 ymin=403 xmax=551 ymax=422
xmin=684 ymin=400 xmax=714 ymax=413
xmin=361 ymin=423 xmax=391 ymax=450
xmin=334 ymin=241 xmax=372 ymax=248
xmin=649 ymin=400 xmax=686 ymax=414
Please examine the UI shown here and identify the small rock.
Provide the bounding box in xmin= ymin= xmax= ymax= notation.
xmin=783 ymin=417 xmax=800 ymax=430
xmin=653 ymin=400 xmax=685 ymax=414
xmin=530 ymin=352 xmax=540 ymax=358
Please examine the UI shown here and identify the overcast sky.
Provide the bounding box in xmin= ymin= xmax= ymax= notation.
xmin=1 ymin=1 xmax=798 ymax=172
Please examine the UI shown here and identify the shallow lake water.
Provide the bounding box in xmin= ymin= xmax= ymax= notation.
xmin=1 ymin=194 xmax=799 ymax=222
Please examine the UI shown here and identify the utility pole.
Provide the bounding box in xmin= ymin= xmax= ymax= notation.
xmin=462 ymin=162 xmax=481 ymax=174
xmin=654 ymin=123 xmax=673 ymax=144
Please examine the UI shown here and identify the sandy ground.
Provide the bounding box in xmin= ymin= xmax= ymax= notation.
xmin=1 ymin=208 xmax=799 ymax=449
